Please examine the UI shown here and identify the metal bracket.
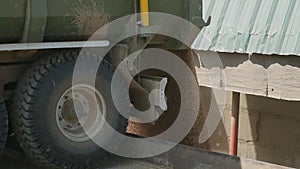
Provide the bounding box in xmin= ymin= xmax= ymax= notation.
xmin=139 ymin=75 xmax=168 ymax=112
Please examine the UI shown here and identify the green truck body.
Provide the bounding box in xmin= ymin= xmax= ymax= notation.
xmin=0 ymin=0 xmax=205 ymax=43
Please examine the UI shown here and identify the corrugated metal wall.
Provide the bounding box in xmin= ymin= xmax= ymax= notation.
xmin=193 ymin=0 xmax=300 ymax=56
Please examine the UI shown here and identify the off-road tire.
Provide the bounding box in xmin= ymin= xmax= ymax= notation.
xmin=11 ymin=50 xmax=127 ymax=169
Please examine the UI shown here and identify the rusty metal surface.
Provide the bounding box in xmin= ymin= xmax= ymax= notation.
xmin=0 ymin=143 xmax=293 ymax=169
xmin=0 ymin=155 xmax=170 ymax=169
xmin=0 ymin=138 xmax=294 ymax=169
xmin=148 ymin=143 xmax=294 ymax=169
xmin=229 ymin=92 xmax=240 ymax=156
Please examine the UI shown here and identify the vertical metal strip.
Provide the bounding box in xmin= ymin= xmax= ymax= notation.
xmin=21 ymin=0 xmax=47 ymax=42
xmin=188 ymin=0 xmax=206 ymax=27
xmin=229 ymin=92 xmax=240 ymax=156
xmin=140 ymin=0 xmax=149 ymax=27
xmin=21 ymin=0 xmax=31 ymax=42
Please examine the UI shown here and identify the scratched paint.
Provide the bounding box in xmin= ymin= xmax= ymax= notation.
xmin=68 ymin=0 xmax=110 ymax=36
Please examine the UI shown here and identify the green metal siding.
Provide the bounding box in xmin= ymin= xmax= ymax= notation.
xmin=193 ymin=0 xmax=300 ymax=56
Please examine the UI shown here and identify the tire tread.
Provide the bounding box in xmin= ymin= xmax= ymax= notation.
xmin=11 ymin=50 xmax=118 ymax=169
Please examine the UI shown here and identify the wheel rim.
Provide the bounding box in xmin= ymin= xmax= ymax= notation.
xmin=56 ymin=84 xmax=107 ymax=142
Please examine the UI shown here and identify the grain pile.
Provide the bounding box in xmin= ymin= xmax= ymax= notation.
xmin=126 ymin=50 xmax=210 ymax=150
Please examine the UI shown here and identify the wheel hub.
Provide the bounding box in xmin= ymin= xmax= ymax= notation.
xmin=61 ymin=100 xmax=83 ymax=124
xmin=56 ymin=85 xmax=107 ymax=142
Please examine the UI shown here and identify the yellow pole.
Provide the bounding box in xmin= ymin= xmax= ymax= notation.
xmin=140 ymin=0 xmax=149 ymax=26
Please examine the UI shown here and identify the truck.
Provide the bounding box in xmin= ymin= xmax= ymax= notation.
xmin=0 ymin=0 xmax=295 ymax=169
xmin=0 ymin=0 xmax=208 ymax=168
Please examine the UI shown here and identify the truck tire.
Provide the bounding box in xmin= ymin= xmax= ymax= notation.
xmin=11 ymin=51 xmax=127 ymax=169
xmin=0 ymin=97 xmax=8 ymax=157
